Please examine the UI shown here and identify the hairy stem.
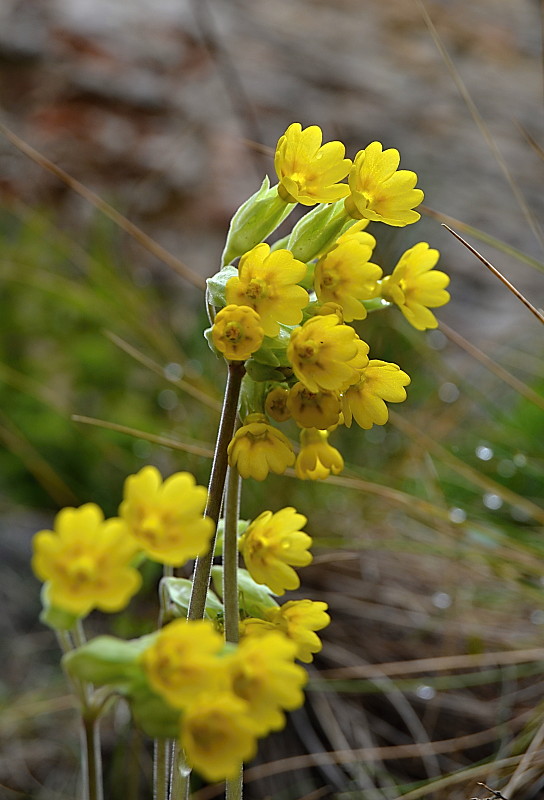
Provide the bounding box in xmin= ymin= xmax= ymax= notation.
xmin=188 ymin=361 xmax=244 ymax=620
xmin=223 ymin=465 xmax=241 ymax=644
xmin=81 ymin=714 xmax=104 ymax=800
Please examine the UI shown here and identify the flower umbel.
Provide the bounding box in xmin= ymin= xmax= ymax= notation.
xmin=345 ymin=141 xmax=423 ymax=227
xmin=380 ymin=242 xmax=450 ymax=330
xmin=314 ymin=231 xmax=382 ymax=321
xmin=226 ymin=243 xmax=308 ymax=337
xmin=212 ymin=304 xmax=264 ymax=361
xmin=226 ymin=632 xmax=306 ymax=735
xmin=239 ymin=507 xmax=312 ymax=595
xmin=274 ymin=123 xmax=351 ymax=206
xmin=119 ymin=466 xmax=214 ymax=566
xmin=295 ymin=428 xmax=344 ymax=481
xmin=180 ymin=692 xmax=258 ymax=782
xmin=227 ymin=413 xmax=295 ymax=481
xmin=288 ymin=314 xmax=369 ymax=393
xmin=343 ymin=360 xmax=411 ymax=429
xmin=32 ymin=503 xmax=141 ymax=617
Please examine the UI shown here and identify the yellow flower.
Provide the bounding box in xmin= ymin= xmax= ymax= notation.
xmin=315 ymin=232 xmax=382 ymax=322
xmin=239 ymin=507 xmax=312 ymax=595
xmin=31 ymin=504 xmax=141 ymax=617
xmin=345 ymin=141 xmax=423 ymax=227
xmin=212 ymin=304 xmax=264 ymax=361
xmin=242 ymin=599 xmax=330 ymax=663
xmin=265 ymin=386 xmax=291 ymax=423
xmin=226 ymin=632 xmax=307 ymax=735
xmin=180 ymin=691 xmax=258 ymax=782
xmin=287 ymin=382 xmax=341 ymax=429
xmin=343 ymin=360 xmax=411 ymax=429
xmin=295 ymin=428 xmax=344 ymax=481
xmin=119 ymin=466 xmax=214 ymax=566
xmin=225 ymin=243 xmax=308 ymax=337
xmin=274 ymin=122 xmax=351 ymax=206
xmin=227 ymin=413 xmax=295 ymax=481
xmin=141 ymin=619 xmax=226 ymax=710
xmin=380 ymin=242 xmax=450 ymax=330
xmin=288 ymin=314 xmax=369 ymax=393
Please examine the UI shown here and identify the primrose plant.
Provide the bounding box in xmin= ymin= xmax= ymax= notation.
xmin=31 ymin=123 xmax=450 ymax=799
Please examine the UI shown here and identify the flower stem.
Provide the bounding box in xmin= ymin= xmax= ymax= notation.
xmin=222 ymin=465 xmax=241 ymax=644
xmin=226 ymin=767 xmax=243 ymax=800
xmin=154 ymin=738 xmax=171 ymax=800
xmin=188 ymin=361 xmax=244 ymax=621
xmin=81 ymin=713 xmax=104 ymax=800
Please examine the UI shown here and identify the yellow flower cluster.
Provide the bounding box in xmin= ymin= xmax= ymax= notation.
xmin=141 ymin=619 xmax=307 ymax=781
xmin=207 ymin=123 xmax=450 ymax=482
xmin=32 ymin=466 xmax=214 ymax=617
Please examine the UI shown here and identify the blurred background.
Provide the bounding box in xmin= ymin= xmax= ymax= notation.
xmin=1 ymin=1 xmax=543 ymax=798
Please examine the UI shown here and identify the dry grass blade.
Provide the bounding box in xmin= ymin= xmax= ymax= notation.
xmin=192 ymin=735 xmax=535 ymax=800
xmin=443 ymin=224 xmax=544 ymax=324
xmin=415 ymin=0 xmax=544 ymax=251
xmin=438 ymin=321 xmax=544 ymax=411
xmin=320 ymin=648 xmax=544 ymax=680
xmin=0 ymin=119 xmax=205 ymax=290
xmin=389 ymin=410 xmax=544 ymax=524
xmin=501 ymin=717 xmax=544 ymax=797
xmin=422 ymin=206 xmax=544 ymax=274
xmin=0 ymin=411 xmax=77 ymax=505
xmin=104 ymin=331 xmax=222 ymax=412
xmin=71 ymin=414 xmax=213 ymax=459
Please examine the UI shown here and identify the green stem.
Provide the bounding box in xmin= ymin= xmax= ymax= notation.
xmin=155 ymin=565 xmax=174 ymax=800
xmin=225 ymin=767 xmax=243 ymax=800
xmin=81 ymin=713 xmax=104 ymax=800
xmin=222 ymin=465 xmax=241 ymax=645
xmin=154 ymin=738 xmax=171 ymax=800
xmin=169 ymin=745 xmax=191 ymax=800
xmin=188 ymin=361 xmax=245 ymax=621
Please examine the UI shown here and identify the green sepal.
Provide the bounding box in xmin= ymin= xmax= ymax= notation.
xmin=160 ymin=577 xmax=224 ymax=622
xmin=214 ymin=518 xmax=250 ymax=557
xmin=221 ymin=177 xmax=294 ymax=266
xmin=63 ymin=634 xmax=156 ymax=687
xmin=206 ymin=265 xmax=238 ymax=309
xmin=363 ymin=298 xmax=392 ymax=313
xmin=244 ymin=360 xmax=286 ymax=383
xmin=211 ymin=567 xmax=279 ymax=619
xmin=129 ymin=679 xmax=181 ymax=739
xmin=287 ymin=200 xmax=354 ymax=263
xmin=39 ymin=584 xmax=81 ymax=631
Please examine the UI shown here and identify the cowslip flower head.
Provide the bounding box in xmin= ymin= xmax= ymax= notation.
xmin=32 ymin=503 xmax=141 ymax=617
xmin=119 ymin=466 xmax=214 ymax=566
xmin=225 ymin=243 xmax=308 ymax=337
xmin=343 ymin=360 xmax=411 ymax=429
xmin=212 ymin=304 xmax=264 ymax=361
xmin=242 ymin=599 xmax=330 ymax=663
xmin=345 ymin=142 xmax=423 ymax=227
xmin=380 ymin=242 xmax=450 ymax=330
xmin=225 ymin=632 xmax=306 ymax=735
xmin=227 ymin=413 xmax=295 ymax=481
xmin=180 ymin=691 xmax=258 ymax=781
xmin=265 ymin=386 xmax=291 ymax=423
xmin=314 ymin=232 xmax=382 ymax=321
xmin=274 ymin=123 xmax=352 ymax=206
xmin=141 ymin=619 xmax=226 ymax=709
xmin=239 ymin=507 xmax=312 ymax=595
xmin=288 ymin=314 xmax=369 ymax=393
xmin=295 ymin=428 xmax=344 ymax=481
xmin=287 ymin=382 xmax=341 ymax=429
